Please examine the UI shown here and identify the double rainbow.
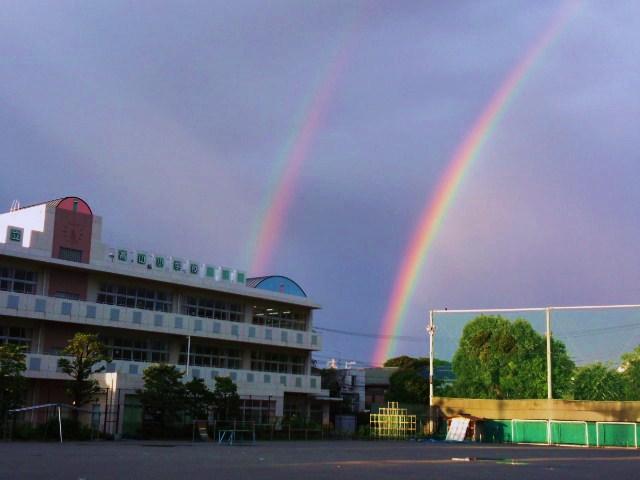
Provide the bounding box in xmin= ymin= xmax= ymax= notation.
xmin=373 ymin=0 xmax=581 ymax=365
xmin=248 ymin=8 xmax=365 ymax=275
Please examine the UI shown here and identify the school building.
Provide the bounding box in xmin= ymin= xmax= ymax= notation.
xmin=0 ymin=197 xmax=328 ymax=436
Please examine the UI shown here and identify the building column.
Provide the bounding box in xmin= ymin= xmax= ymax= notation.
xmin=274 ymin=396 xmax=284 ymax=418
xmin=243 ymin=304 xmax=252 ymax=324
xmin=241 ymin=349 xmax=251 ymax=370
xmin=168 ymin=336 xmax=183 ymax=365
xmin=305 ymin=353 xmax=313 ymax=375
xmin=35 ymin=322 xmax=45 ymax=354
xmin=322 ymin=403 xmax=331 ymax=427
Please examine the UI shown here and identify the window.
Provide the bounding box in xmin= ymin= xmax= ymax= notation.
xmin=182 ymin=296 xmax=243 ymax=322
xmin=0 ymin=326 xmax=32 ymax=348
xmin=54 ymin=291 xmax=80 ymax=300
xmin=58 ymin=247 xmax=83 ymax=262
xmin=105 ymin=337 xmax=168 ymax=363
xmin=252 ymin=306 xmax=306 ymax=331
xmin=0 ymin=267 xmax=38 ymax=294
xmin=179 ymin=344 xmax=241 ymax=369
xmin=239 ymin=399 xmax=275 ymax=425
xmin=250 ymin=351 xmax=305 ymax=374
xmin=96 ymin=283 xmax=172 ymax=312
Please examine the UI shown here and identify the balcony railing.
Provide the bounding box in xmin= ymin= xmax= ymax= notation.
xmin=23 ymin=353 xmax=324 ymax=395
xmin=0 ymin=290 xmax=321 ymax=351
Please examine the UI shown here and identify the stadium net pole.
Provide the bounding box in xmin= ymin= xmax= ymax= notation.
xmin=427 ymin=310 xmax=435 ymax=434
xmin=57 ymin=405 xmax=62 ymax=443
xmin=546 ymin=307 xmax=553 ymax=400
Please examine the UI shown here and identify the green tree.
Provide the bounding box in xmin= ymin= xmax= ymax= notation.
xmin=212 ymin=376 xmax=240 ymax=421
xmin=573 ymin=363 xmax=626 ymax=401
xmin=383 ymin=356 xmax=451 ymax=404
xmin=184 ymin=378 xmax=214 ymax=420
xmin=138 ymin=364 xmax=186 ymax=432
xmin=620 ymin=346 xmax=640 ymax=400
xmin=450 ymin=315 xmax=574 ymax=399
xmin=57 ymin=333 xmax=110 ymax=410
xmin=0 ymin=344 xmax=27 ymax=428
xmin=384 ymin=355 xmax=421 ymax=369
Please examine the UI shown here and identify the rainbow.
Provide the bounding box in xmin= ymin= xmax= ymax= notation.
xmin=248 ymin=8 xmax=365 ymax=275
xmin=373 ymin=1 xmax=581 ymax=365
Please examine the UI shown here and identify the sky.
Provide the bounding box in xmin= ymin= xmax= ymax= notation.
xmin=1 ymin=1 xmax=640 ymax=368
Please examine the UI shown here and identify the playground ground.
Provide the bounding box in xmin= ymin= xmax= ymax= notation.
xmin=1 ymin=440 xmax=640 ymax=480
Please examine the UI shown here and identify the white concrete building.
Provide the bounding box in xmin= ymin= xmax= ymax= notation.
xmin=0 ymin=197 xmax=327 ymax=436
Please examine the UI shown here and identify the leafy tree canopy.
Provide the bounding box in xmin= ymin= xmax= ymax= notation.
xmin=383 ymin=356 xmax=451 ymax=404
xmin=621 ymin=346 xmax=640 ymax=400
xmin=138 ymin=364 xmax=186 ymax=429
xmin=57 ymin=333 xmax=110 ymax=408
xmin=450 ymin=315 xmax=574 ymax=399
xmin=573 ymin=363 xmax=626 ymax=401
xmin=212 ymin=376 xmax=240 ymax=421
xmin=0 ymin=344 xmax=27 ymax=421
xmin=184 ymin=377 xmax=215 ymax=420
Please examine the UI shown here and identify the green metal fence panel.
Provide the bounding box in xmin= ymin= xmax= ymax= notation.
xmin=480 ymin=420 xmax=640 ymax=448
xmin=550 ymin=421 xmax=588 ymax=446
xmin=587 ymin=423 xmax=598 ymax=447
xmin=481 ymin=420 xmax=513 ymax=443
xmin=596 ymin=423 xmax=637 ymax=448
xmin=513 ymin=420 xmax=548 ymax=444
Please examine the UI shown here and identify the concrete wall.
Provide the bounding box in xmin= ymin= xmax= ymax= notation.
xmin=434 ymin=397 xmax=640 ymax=423
xmin=0 ymin=204 xmax=47 ymax=248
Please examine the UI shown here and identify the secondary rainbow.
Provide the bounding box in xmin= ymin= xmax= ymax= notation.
xmin=248 ymin=8 xmax=365 ymax=275
xmin=373 ymin=1 xmax=581 ymax=365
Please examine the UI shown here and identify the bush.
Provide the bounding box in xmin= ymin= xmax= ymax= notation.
xmin=9 ymin=418 xmax=97 ymax=441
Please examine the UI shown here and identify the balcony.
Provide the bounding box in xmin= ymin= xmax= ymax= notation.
xmin=0 ymin=291 xmax=322 ymax=351
xmin=23 ymin=353 xmax=325 ymax=396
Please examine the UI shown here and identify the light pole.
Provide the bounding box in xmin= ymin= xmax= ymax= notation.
xmin=186 ymin=335 xmax=191 ymax=377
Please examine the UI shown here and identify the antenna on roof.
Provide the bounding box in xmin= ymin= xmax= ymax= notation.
xmin=10 ymin=200 xmax=20 ymax=212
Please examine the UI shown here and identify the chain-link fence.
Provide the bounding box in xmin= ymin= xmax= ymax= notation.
xmin=431 ymin=304 xmax=640 ymax=401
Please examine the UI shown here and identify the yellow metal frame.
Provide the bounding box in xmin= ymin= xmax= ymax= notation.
xmin=370 ymin=402 xmax=417 ymax=439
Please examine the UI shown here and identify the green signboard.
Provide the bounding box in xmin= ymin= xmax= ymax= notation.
xmin=118 ymin=249 xmax=128 ymax=262
xmin=9 ymin=228 xmax=22 ymax=242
